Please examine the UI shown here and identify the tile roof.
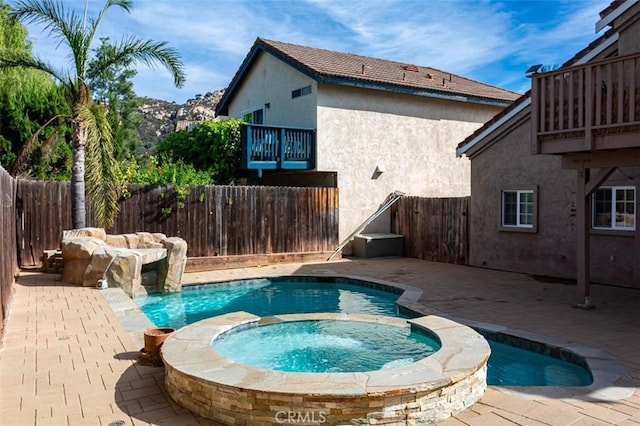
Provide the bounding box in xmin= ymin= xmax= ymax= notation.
xmin=258 ymin=38 xmax=520 ymax=102
xmin=216 ymin=38 xmax=520 ymax=115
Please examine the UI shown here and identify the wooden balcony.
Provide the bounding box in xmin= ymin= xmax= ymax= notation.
xmin=531 ymin=52 xmax=640 ymax=155
xmin=241 ymin=124 xmax=316 ymax=176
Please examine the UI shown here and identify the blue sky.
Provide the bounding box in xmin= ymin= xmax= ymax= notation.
xmin=20 ymin=0 xmax=609 ymax=104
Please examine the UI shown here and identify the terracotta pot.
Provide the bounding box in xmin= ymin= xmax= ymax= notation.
xmin=143 ymin=327 xmax=175 ymax=356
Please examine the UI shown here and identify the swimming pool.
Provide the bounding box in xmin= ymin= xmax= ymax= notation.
xmin=135 ymin=276 xmax=593 ymax=386
xmin=136 ymin=277 xmax=403 ymax=328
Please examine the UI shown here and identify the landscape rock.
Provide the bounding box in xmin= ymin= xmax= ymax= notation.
xmin=106 ymin=250 xmax=143 ymax=297
xmin=62 ymin=227 xmax=107 ymax=242
xmin=61 ymin=237 xmax=106 ymax=284
xmin=105 ymin=234 xmax=128 ymax=247
xmin=158 ymin=237 xmax=188 ymax=293
xmin=83 ymin=246 xmax=116 ymax=287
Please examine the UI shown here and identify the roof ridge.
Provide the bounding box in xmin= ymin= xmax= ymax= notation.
xmin=258 ymin=38 xmax=518 ymax=97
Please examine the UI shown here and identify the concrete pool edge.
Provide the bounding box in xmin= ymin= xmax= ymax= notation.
xmin=161 ymin=312 xmax=490 ymax=424
xmin=98 ymin=271 xmax=636 ymax=402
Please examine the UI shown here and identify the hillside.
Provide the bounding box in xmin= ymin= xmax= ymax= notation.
xmin=136 ymin=90 xmax=224 ymax=152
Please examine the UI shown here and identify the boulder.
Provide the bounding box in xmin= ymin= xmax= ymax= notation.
xmin=105 ymin=250 xmax=143 ymax=297
xmin=61 ymin=237 xmax=106 ymax=285
xmin=62 ymin=227 xmax=107 ymax=242
xmin=122 ymin=233 xmax=141 ymax=249
xmin=151 ymin=233 xmax=167 ymax=243
xmin=105 ymin=234 xmax=128 ymax=248
xmin=83 ymin=247 xmax=116 ymax=287
xmin=158 ymin=237 xmax=187 ymax=293
xmin=137 ymin=241 xmax=164 ymax=249
xmin=136 ymin=232 xmax=154 ymax=245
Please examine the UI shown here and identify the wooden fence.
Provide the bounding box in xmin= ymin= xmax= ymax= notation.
xmin=16 ymin=181 xmax=339 ymax=267
xmin=391 ymin=196 xmax=469 ymax=264
xmin=13 ymin=178 xmax=466 ymax=271
xmin=0 ymin=167 xmax=18 ymax=337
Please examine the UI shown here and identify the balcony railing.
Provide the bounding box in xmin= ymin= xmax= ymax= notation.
xmin=241 ymin=124 xmax=316 ymax=176
xmin=531 ymin=52 xmax=640 ymax=154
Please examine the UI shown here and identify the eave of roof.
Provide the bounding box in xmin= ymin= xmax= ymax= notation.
xmin=216 ymin=38 xmax=520 ymax=116
xmin=596 ymin=0 xmax=635 ymax=32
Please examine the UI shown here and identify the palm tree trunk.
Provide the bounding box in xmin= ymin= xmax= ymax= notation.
xmin=71 ymin=122 xmax=87 ymax=229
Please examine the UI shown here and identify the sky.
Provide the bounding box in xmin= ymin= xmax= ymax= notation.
xmin=19 ymin=0 xmax=610 ymax=105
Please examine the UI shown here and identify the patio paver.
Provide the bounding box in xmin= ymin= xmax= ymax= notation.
xmin=0 ymin=257 xmax=638 ymax=425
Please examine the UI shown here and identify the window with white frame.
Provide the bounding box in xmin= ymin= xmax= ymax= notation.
xmin=592 ymin=186 xmax=636 ymax=230
xmin=502 ymin=189 xmax=534 ymax=228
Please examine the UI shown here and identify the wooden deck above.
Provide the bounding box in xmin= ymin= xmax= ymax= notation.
xmin=531 ymin=52 xmax=640 ymax=155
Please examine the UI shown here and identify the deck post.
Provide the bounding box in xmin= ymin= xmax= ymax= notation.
xmin=574 ymin=165 xmax=617 ymax=309
xmin=574 ymin=167 xmax=593 ymax=309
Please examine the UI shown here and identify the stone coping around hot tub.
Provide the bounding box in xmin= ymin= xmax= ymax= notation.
xmin=160 ymin=312 xmax=490 ymax=396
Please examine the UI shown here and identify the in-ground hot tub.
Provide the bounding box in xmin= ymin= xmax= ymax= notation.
xmin=161 ymin=312 xmax=490 ymax=425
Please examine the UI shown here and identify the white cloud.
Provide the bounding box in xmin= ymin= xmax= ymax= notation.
xmin=17 ymin=0 xmax=610 ymax=102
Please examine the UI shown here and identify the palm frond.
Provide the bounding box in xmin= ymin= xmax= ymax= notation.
xmin=10 ymin=0 xmax=86 ymax=75
xmin=0 ymin=53 xmax=70 ymax=85
xmin=110 ymin=36 xmax=186 ymax=88
xmin=80 ymin=102 xmax=121 ymax=229
xmin=8 ymin=114 xmax=69 ymax=176
xmin=82 ymin=0 xmax=133 ymax=77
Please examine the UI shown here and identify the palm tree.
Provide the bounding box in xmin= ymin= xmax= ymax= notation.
xmin=1 ymin=0 xmax=185 ymax=228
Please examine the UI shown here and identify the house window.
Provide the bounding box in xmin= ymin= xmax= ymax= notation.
xmin=242 ymin=108 xmax=264 ymax=124
xmin=292 ymin=85 xmax=312 ymax=99
xmin=592 ymin=186 xmax=636 ymax=230
xmin=501 ymin=189 xmax=535 ymax=229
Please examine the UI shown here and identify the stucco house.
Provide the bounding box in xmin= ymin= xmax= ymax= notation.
xmin=216 ymin=38 xmax=519 ymax=243
xmin=457 ymin=0 xmax=640 ymax=303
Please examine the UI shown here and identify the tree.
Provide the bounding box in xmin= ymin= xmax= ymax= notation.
xmin=0 ymin=0 xmax=71 ymax=176
xmin=157 ymin=119 xmax=242 ymax=184
xmin=87 ymin=37 xmax=143 ymax=160
xmin=1 ymin=0 xmax=185 ymax=228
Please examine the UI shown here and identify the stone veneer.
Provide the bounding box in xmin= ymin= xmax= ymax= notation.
xmin=161 ymin=312 xmax=490 ymax=425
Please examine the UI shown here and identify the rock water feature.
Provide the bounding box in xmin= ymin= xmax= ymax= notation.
xmin=60 ymin=227 xmax=187 ymax=297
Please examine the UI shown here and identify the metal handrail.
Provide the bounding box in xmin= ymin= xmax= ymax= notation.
xmin=327 ymin=190 xmax=405 ymax=261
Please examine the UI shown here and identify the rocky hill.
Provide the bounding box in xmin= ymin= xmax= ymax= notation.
xmin=136 ymin=90 xmax=224 ymax=152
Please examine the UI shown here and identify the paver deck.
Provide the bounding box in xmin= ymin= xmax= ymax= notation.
xmin=1 ymin=257 xmax=638 ymax=425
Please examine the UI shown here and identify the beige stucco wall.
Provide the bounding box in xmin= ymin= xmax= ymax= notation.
xmin=227 ymin=52 xmax=317 ymax=128
xmin=317 ymin=84 xmax=503 ymax=240
xmin=226 ymin=53 xmax=509 ymax=243
xmin=615 ymin=1 xmax=640 ymax=55
xmin=468 ymin=110 xmax=640 ymax=288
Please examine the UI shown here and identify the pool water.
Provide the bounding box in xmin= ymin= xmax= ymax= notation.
xmin=486 ymin=341 xmax=592 ymax=386
xmin=135 ymin=277 xmax=593 ymax=386
xmin=136 ymin=278 xmax=400 ymax=329
xmin=213 ymin=320 xmax=441 ymax=373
